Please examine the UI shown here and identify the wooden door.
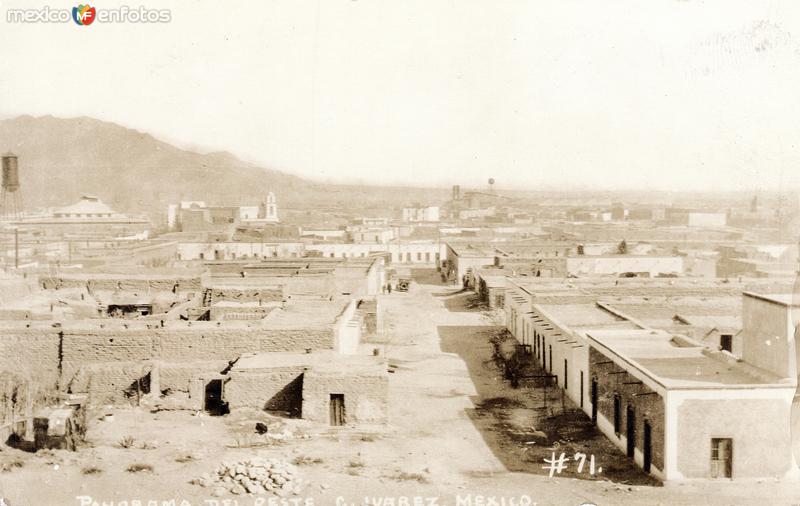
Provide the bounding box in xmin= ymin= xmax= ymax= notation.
xmin=330 ymin=394 xmax=345 ymax=426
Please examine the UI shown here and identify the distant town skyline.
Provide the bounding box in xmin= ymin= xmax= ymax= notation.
xmin=1 ymin=1 xmax=799 ymax=191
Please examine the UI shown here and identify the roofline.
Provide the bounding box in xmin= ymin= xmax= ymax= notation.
xmin=586 ymin=332 xmax=794 ymax=390
xmin=743 ymin=291 xmax=800 ymax=308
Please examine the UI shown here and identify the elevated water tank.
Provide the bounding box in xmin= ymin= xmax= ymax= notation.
xmin=2 ymin=152 xmax=20 ymax=192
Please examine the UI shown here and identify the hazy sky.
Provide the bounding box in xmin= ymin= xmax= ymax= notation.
xmin=1 ymin=0 xmax=799 ymax=191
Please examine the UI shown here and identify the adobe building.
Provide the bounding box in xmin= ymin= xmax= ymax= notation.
xmin=588 ymin=327 xmax=795 ymax=481
xmin=0 ymin=256 xmax=389 ymax=434
xmin=223 ymin=351 xmax=388 ymax=425
xmin=504 ymin=277 xmax=800 ymax=482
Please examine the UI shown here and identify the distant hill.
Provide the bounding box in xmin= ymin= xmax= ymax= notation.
xmin=0 ymin=115 xmax=456 ymax=218
xmin=0 ymin=115 xmax=326 ymax=214
xmin=0 ymin=115 xmax=783 ymax=223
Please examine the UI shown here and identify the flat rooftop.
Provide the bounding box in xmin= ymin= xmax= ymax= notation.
xmin=536 ymin=303 xmax=640 ymax=330
xmin=261 ymin=299 xmax=349 ymax=330
xmin=508 ymin=276 xmax=798 ymax=299
xmin=587 ymin=329 xmax=788 ymax=389
xmin=477 ymin=275 xmax=508 ymax=288
xmin=232 ymin=350 xmax=386 ymax=375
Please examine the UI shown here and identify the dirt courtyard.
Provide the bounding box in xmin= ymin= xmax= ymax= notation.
xmin=1 ymin=279 xmax=799 ymax=505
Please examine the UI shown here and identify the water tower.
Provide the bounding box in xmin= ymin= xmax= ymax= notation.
xmin=1 ymin=152 xmax=23 ymax=220
xmin=488 ymin=177 xmax=495 ymax=194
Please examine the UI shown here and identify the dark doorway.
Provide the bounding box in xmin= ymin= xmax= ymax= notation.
xmin=563 ymin=359 xmax=568 ymax=390
xmin=643 ymin=421 xmax=652 ymax=473
xmin=613 ymin=393 xmax=620 ymax=433
xmin=720 ymin=334 xmax=733 ymax=353
xmin=542 ymin=340 xmax=546 ymax=370
xmin=580 ymin=371 xmax=584 ymax=408
xmin=626 ymin=405 xmax=636 ymax=458
xmin=329 ymin=394 xmax=345 ymax=426
xmin=204 ymin=379 xmax=229 ymax=416
xmin=591 ymin=378 xmax=598 ymax=423
xmin=711 ymin=438 xmax=733 ymax=478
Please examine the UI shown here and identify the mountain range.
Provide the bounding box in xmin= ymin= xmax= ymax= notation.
xmin=0 ymin=115 xmax=449 ymax=216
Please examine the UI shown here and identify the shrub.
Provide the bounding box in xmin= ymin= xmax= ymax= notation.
xmin=292 ymin=456 xmax=324 ymax=466
xmin=126 ymin=463 xmax=154 ymax=473
xmin=0 ymin=459 xmax=24 ymax=472
xmin=117 ymin=436 xmax=136 ymax=449
xmin=389 ymin=471 xmax=429 ymax=483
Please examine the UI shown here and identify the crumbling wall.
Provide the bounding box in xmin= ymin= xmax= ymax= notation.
xmin=0 ymin=328 xmax=61 ymax=389
xmin=56 ymin=326 xmax=332 ymax=379
xmin=208 ymin=287 xmax=282 ymax=305
xmin=158 ymin=361 xmax=229 ymax=394
xmin=61 ymin=331 xmax=156 ymax=382
xmin=301 ymin=370 xmax=388 ymax=424
xmin=0 ymin=372 xmax=32 ymax=442
xmin=0 ymin=324 xmax=334 ymax=405
xmin=40 ymin=276 xmax=202 ymax=292
xmin=209 ymin=305 xmax=275 ymax=321
xmin=67 ymin=361 xmax=152 ymax=406
xmin=224 ymin=367 xmax=305 ymax=416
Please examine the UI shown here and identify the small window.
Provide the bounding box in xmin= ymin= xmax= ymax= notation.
xmin=720 ymin=334 xmax=733 ymax=353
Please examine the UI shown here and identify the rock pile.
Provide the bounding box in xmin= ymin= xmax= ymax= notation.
xmin=197 ymin=458 xmax=305 ymax=497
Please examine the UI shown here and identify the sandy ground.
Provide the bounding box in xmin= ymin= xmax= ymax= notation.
xmin=1 ymin=278 xmax=800 ymax=505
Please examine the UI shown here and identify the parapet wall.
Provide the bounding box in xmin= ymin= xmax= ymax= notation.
xmin=0 ymin=323 xmax=334 ymax=392
xmin=209 ymin=287 xmax=283 ymax=304
xmin=40 ymin=275 xmax=202 ymax=292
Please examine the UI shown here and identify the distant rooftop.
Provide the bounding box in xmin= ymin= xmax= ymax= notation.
xmin=54 ymin=195 xmax=116 ymax=216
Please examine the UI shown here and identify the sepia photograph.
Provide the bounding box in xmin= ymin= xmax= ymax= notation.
xmin=1 ymin=1 xmax=800 ymax=505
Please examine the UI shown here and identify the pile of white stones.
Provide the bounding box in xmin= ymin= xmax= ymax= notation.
xmin=197 ymin=458 xmax=305 ymax=497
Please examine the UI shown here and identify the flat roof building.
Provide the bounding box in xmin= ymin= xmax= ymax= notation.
xmin=504 ymin=276 xmax=800 ymax=482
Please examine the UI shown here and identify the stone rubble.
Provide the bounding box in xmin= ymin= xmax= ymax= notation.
xmin=196 ymin=458 xmax=305 ymax=497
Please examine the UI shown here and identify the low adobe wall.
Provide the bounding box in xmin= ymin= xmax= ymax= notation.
xmin=0 ymin=322 xmax=334 ymax=394
xmin=224 ymin=366 xmax=306 ymax=416
xmin=302 ymin=370 xmax=388 ymax=424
